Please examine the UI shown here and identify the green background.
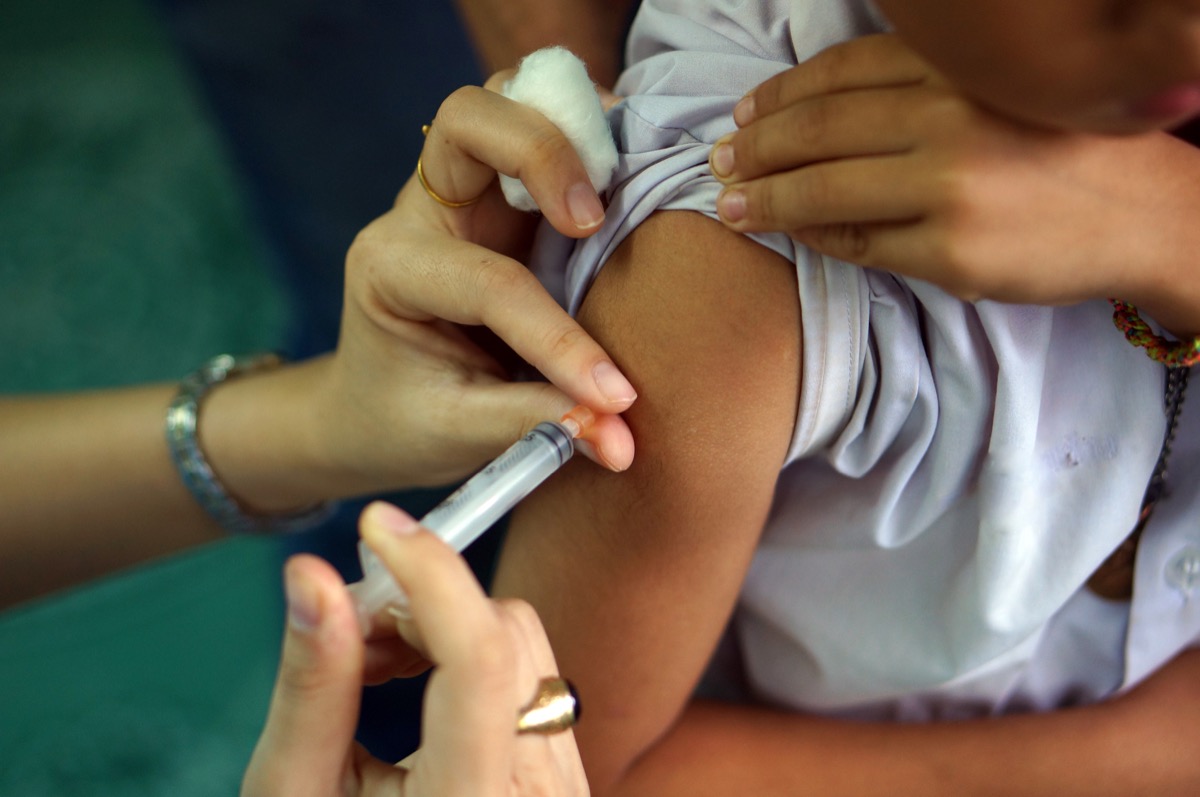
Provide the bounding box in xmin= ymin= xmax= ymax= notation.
xmin=0 ymin=0 xmax=292 ymax=793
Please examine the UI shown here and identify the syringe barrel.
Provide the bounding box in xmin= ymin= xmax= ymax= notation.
xmin=350 ymin=421 xmax=574 ymax=631
xmin=423 ymin=421 xmax=573 ymax=550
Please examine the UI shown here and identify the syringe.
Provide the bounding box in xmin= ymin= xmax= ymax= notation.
xmin=349 ymin=406 xmax=596 ymax=633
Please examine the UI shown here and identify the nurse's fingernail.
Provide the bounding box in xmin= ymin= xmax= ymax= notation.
xmin=717 ymin=188 xmax=747 ymax=224
xmin=567 ymin=182 xmax=605 ymax=230
xmin=711 ymin=142 xmax=736 ymax=178
xmin=592 ymin=361 xmax=637 ymax=405
xmin=285 ymin=561 xmax=322 ymax=634
xmin=734 ymin=94 xmax=756 ymax=126
xmin=366 ymin=501 xmax=419 ymax=536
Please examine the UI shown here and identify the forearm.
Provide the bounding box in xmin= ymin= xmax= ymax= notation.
xmin=616 ymin=650 xmax=1200 ymax=797
xmin=0 ymin=358 xmax=329 ymax=607
xmin=452 ymin=0 xmax=634 ymax=87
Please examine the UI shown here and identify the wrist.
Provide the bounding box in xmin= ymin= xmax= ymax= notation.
xmin=1112 ymin=133 xmax=1200 ymax=336
xmin=1124 ymin=268 xmax=1200 ymax=339
xmin=197 ymin=355 xmax=337 ymax=514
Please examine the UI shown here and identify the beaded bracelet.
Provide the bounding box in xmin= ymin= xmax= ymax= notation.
xmin=1110 ymin=299 xmax=1200 ymax=368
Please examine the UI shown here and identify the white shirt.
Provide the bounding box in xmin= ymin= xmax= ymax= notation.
xmin=530 ymin=0 xmax=1200 ymax=720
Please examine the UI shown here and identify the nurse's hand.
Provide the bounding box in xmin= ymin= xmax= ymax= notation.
xmin=281 ymin=72 xmax=636 ymax=506
xmin=242 ymin=501 xmax=589 ymax=797
xmin=711 ymin=34 xmax=1200 ymax=328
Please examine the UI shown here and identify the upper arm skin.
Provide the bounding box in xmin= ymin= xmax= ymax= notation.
xmin=491 ymin=210 xmax=801 ymax=793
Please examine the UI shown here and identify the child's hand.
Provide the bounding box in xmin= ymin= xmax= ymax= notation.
xmin=711 ymin=34 xmax=1200 ymax=318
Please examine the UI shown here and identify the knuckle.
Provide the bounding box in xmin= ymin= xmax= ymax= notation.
xmin=344 ymin=228 xmax=371 ymax=278
xmin=915 ymin=95 xmax=971 ymax=149
xmin=501 ymin=598 xmax=548 ymax=638
xmin=470 ymin=622 xmax=520 ymax=683
xmin=345 ymin=223 xmax=376 ymax=266
xmin=539 ymin=319 xmax=591 ymax=364
xmin=803 ymin=223 xmax=872 ymax=264
xmin=482 ymin=68 xmax=516 ymax=93
xmin=521 ymin=122 xmax=574 ymax=173
xmin=732 ymin=129 xmax=759 ymax=175
xmin=752 ymin=182 xmax=777 ymax=226
xmin=433 ymin=85 xmax=482 ymax=134
xmin=277 ymin=657 xmax=335 ymax=701
xmin=753 ymin=73 xmax=783 ymax=114
xmin=928 ymin=233 xmax=985 ymax=301
xmin=794 ymin=98 xmax=831 ymax=150
xmin=472 ymin=257 xmax=526 ymax=306
xmin=511 ymin=765 xmax=562 ymax=797
xmin=811 ymin=40 xmax=851 ymax=90
xmin=472 ymin=257 xmax=514 ymax=293
xmin=795 ymin=169 xmax=832 ymax=212
xmin=344 ymin=225 xmax=387 ymax=293
xmin=833 ymin=223 xmax=872 ymax=261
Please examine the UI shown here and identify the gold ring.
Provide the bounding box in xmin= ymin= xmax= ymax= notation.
xmin=516 ymin=677 xmax=580 ymax=735
xmin=417 ymin=124 xmax=485 ymax=209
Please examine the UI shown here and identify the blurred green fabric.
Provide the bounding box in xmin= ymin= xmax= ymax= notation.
xmin=0 ymin=0 xmax=293 ymax=793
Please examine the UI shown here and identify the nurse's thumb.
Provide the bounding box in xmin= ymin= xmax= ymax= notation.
xmin=242 ymin=556 xmax=364 ymax=796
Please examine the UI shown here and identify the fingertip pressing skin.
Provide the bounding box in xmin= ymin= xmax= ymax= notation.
xmin=560 ymin=405 xmax=635 ymax=472
xmin=580 ymin=412 xmax=635 ymax=472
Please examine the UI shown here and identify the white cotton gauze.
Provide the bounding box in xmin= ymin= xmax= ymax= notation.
xmin=500 ymin=47 xmax=618 ymax=212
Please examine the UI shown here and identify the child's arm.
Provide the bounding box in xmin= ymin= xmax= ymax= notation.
xmin=491 ymin=207 xmax=1200 ymax=797
xmin=490 ymin=209 xmax=802 ymax=793
xmin=614 ymin=647 xmax=1200 ymax=796
xmin=452 ymin=0 xmax=635 ymax=87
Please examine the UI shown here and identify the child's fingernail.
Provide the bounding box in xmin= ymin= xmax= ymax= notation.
xmin=285 ymin=561 xmax=322 ymax=633
xmin=711 ymin=142 xmax=735 ymax=178
xmin=734 ymin=94 xmax=756 ymax=126
xmin=567 ymin=182 xmax=605 ymax=230
xmin=592 ymin=361 xmax=637 ymax=405
xmin=366 ymin=501 xmax=419 ymax=536
xmin=717 ymin=188 xmax=747 ymax=224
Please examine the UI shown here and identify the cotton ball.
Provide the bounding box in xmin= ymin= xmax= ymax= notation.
xmin=500 ymin=47 xmax=618 ymax=213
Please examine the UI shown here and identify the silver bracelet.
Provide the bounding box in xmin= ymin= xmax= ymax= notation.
xmin=165 ymin=353 xmax=337 ymax=534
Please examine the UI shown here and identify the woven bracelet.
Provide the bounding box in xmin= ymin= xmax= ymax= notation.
xmin=1110 ymin=299 xmax=1200 ymax=368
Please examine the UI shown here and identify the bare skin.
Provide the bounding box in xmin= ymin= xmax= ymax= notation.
xmin=492 ymin=210 xmax=802 ymax=793
xmin=452 ymin=0 xmax=634 ymax=88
